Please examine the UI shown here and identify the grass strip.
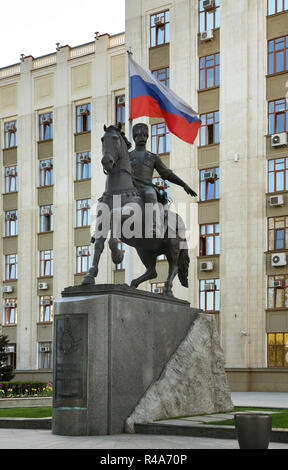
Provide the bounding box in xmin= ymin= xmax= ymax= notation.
xmin=207 ymin=407 xmax=288 ymax=429
xmin=0 ymin=407 xmax=52 ymax=418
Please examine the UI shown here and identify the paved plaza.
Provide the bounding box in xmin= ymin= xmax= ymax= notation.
xmin=0 ymin=393 xmax=288 ymax=449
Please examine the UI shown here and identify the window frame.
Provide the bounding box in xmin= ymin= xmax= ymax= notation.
xmin=39 ymin=112 xmax=53 ymax=141
xmin=4 ymin=120 xmax=17 ymax=149
xmin=76 ymin=152 xmax=91 ymax=181
xmin=268 ymin=157 xmax=288 ymax=193
xmin=5 ymin=210 xmax=18 ymax=237
xmin=199 ymin=279 xmax=220 ymax=313
xmin=76 ymin=245 xmax=91 ymax=274
xmin=5 ymin=254 xmax=18 ymax=281
xmin=39 ymin=296 xmax=53 ymax=323
xmin=150 ymin=10 xmax=170 ymax=48
xmin=199 ymin=53 xmax=220 ymax=90
xmin=199 ymin=110 xmax=220 ymax=146
xmin=268 ymin=35 xmax=288 ymax=75
xmin=200 ymin=167 xmax=220 ymax=202
xmin=152 ymin=67 xmax=170 ymax=88
xmin=267 ymin=275 xmax=288 ymax=309
xmin=268 ymin=215 xmax=288 ymax=251
xmin=39 ymin=159 xmax=53 ymax=187
xmin=115 ymin=95 xmax=126 ymax=125
xmin=151 ymin=122 xmax=170 ymax=155
xmin=200 ymin=223 xmax=220 ymax=256
xmin=4 ymin=165 xmax=18 ymax=194
xmin=39 ymin=205 xmax=54 ymax=233
xmin=268 ymin=98 xmax=288 ymax=135
xmin=267 ymin=332 xmax=288 ymax=368
xmin=76 ymin=199 xmax=91 ymax=228
xmin=39 ymin=250 xmax=53 ymax=278
xmin=38 ymin=342 xmax=53 ymax=369
xmin=76 ymin=103 xmax=91 ymax=134
xmin=4 ymin=300 xmax=17 ymax=326
xmin=267 ymin=0 xmax=288 ymax=15
xmin=199 ymin=0 xmax=220 ymax=33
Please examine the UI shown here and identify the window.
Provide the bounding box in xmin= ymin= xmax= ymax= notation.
xmin=40 ymin=205 xmax=54 ymax=233
xmin=76 ymin=152 xmax=91 ymax=181
xmin=5 ymin=254 xmax=18 ymax=281
xmin=38 ymin=342 xmax=53 ymax=369
xmin=76 ymin=103 xmax=91 ymax=133
xmin=151 ymin=123 xmax=170 ymax=154
xmin=268 ymin=157 xmax=288 ymax=193
xmin=39 ymin=296 xmax=53 ymax=323
xmin=39 ymin=112 xmax=53 ymax=141
xmin=151 ymin=282 xmax=165 ymax=295
xmin=150 ymin=10 xmax=170 ymax=47
xmin=4 ymin=166 xmax=18 ymax=193
xmin=76 ymin=199 xmax=91 ymax=227
xmin=114 ymin=242 xmax=126 ymax=271
xmin=268 ymin=35 xmax=288 ymax=75
xmin=200 ymin=168 xmax=220 ymax=201
xmin=5 ymin=344 xmax=16 ymax=369
xmin=152 ymin=67 xmax=170 ymax=87
xmin=200 ymin=53 xmax=220 ymax=90
xmin=199 ymin=0 xmax=220 ymax=33
xmin=268 ymin=98 xmax=288 ymax=135
xmin=40 ymin=159 xmax=53 ymax=187
xmin=5 ymin=210 xmax=18 ymax=237
xmin=268 ymin=0 xmax=288 ymax=15
xmin=4 ymin=300 xmax=17 ymax=325
xmin=115 ymin=95 xmax=125 ymax=125
xmin=4 ymin=121 xmax=17 ymax=148
xmin=39 ymin=250 xmax=53 ymax=277
xmin=268 ymin=333 xmax=288 ymax=368
xmin=153 ymin=177 xmax=170 ymax=202
xmin=268 ymin=275 xmax=288 ymax=309
xmin=200 ymin=279 xmax=220 ymax=313
xmin=200 ymin=223 xmax=220 ymax=256
xmin=76 ymin=246 xmax=91 ymax=274
xmin=200 ymin=111 xmax=220 ymax=146
xmin=268 ymin=216 xmax=288 ymax=251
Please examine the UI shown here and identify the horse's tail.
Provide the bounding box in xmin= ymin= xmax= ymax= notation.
xmin=178 ymin=248 xmax=190 ymax=288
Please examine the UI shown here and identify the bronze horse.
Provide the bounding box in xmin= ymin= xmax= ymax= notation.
xmin=82 ymin=124 xmax=190 ymax=297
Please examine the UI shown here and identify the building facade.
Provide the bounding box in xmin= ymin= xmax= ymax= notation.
xmin=1 ymin=0 xmax=288 ymax=390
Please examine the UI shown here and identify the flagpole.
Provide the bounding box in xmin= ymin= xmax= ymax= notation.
xmin=127 ymin=49 xmax=134 ymax=287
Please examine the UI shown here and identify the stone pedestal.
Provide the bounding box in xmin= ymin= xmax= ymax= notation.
xmin=52 ymin=285 xmax=232 ymax=436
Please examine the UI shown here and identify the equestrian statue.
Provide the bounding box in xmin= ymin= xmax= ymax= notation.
xmin=82 ymin=123 xmax=197 ymax=297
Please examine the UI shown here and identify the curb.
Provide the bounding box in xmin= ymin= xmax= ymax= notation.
xmin=134 ymin=423 xmax=288 ymax=444
xmin=0 ymin=418 xmax=52 ymax=430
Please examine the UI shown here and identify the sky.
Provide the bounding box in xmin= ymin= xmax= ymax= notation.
xmin=0 ymin=0 xmax=125 ymax=68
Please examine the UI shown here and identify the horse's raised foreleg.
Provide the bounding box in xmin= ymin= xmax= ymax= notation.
xmin=109 ymin=238 xmax=124 ymax=266
xmin=130 ymin=249 xmax=157 ymax=289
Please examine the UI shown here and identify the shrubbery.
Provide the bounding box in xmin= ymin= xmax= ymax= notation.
xmin=0 ymin=381 xmax=53 ymax=398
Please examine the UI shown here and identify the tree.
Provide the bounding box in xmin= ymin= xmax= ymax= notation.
xmin=0 ymin=335 xmax=15 ymax=382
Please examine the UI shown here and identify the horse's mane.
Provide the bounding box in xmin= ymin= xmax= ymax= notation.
xmin=104 ymin=124 xmax=132 ymax=150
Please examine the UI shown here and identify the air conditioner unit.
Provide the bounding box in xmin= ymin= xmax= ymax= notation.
xmin=79 ymin=201 xmax=89 ymax=209
xmin=203 ymin=0 xmax=214 ymax=9
xmin=269 ymin=195 xmax=284 ymax=207
xmin=79 ymin=249 xmax=89 ymax=256
xmin=6 ymin=168 xmax=17 ymax=177
xmin=40 ymin=299 xmax=51 ymax=306
xmin=117 ymin=96 xmax=125 ymax=105
xmin=273 ymin=280 xmax=284 ymax=288
xmin=200 ymin=30 xmax=214 ymax=42
xmin=79 ymin=106 xmax=88 ymax=115
xmin=38 ymin=283 xmax=49 ymax=291
xmin=40 ymin=115 xmax=52 ymax=124
xmin=154 ymin=16 xmax=165 ymax=26
xmin=200 ymin=261 xmax=214 ymax=272
xmin=204 ymin=283 xmax=216 ymax=291
xmin=272 ymin=253 xmax=287 ymax=267
xmin=271 ymin=133 xmax=287 ymax=147
xmin=5 ymin=346 xmax=15 ymax=354
xmin=5 ymin=302 xmax=16 ymax=309
xmin=5 ymin=123 xmax=16 ymax=132
xmin=41 ymin=208 xmax=51 ymax=216
xmin=153 ymin=288 xmax=162 ymax=294
xmin=40 ymin=161 xmax=51 ymax=170
xmin=79 ymin=155 xmax=90 ymax=163
xmin=155 ymin=180 xmax=166 ymax=189
xmin=5 ymin=213 xmax=17 ymax=221
xmin=203 ymin=170 xmax=216 ymax=180
xmin=40 ymin=347 xmax=50 ymax=353
xmin=3 ymin=286 xmax=14 ymax=294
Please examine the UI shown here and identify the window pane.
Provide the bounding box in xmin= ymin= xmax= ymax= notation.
xmin=276 ymin=171 xmax=284 ymax=191
xmin=269 ymin=54 xmax=274 ymax=74
xmin=206 ymin=292 xmax=214 ymax=311
xmin=206 ymin=10 xmax=214 ymax=30
xmin=276 ymin=288 xmax=284 ymax=308
xmin=275 ymin=229 xmax=285 ymax=249
xmin=207 ymin=68 xmax=214 ymax=88
xmin=276 ymin=51 xmax=284 ymax=72
xmin=268 ymin=0 xmax=276 ymax=14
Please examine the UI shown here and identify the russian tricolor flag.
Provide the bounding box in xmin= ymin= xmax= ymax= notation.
xmin=129 ymin=55 xmax=201 ymax=145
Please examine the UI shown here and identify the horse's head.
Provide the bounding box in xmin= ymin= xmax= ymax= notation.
xmin=101 ymin=123 xmax=131 ymax=175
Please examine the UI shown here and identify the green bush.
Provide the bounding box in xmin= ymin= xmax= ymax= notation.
xmin=0 ymin=381 xmax=53 ymax=398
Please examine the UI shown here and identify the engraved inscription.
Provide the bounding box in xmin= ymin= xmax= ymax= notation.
xmin=54 ymin=315 xmax=87 ymax=406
